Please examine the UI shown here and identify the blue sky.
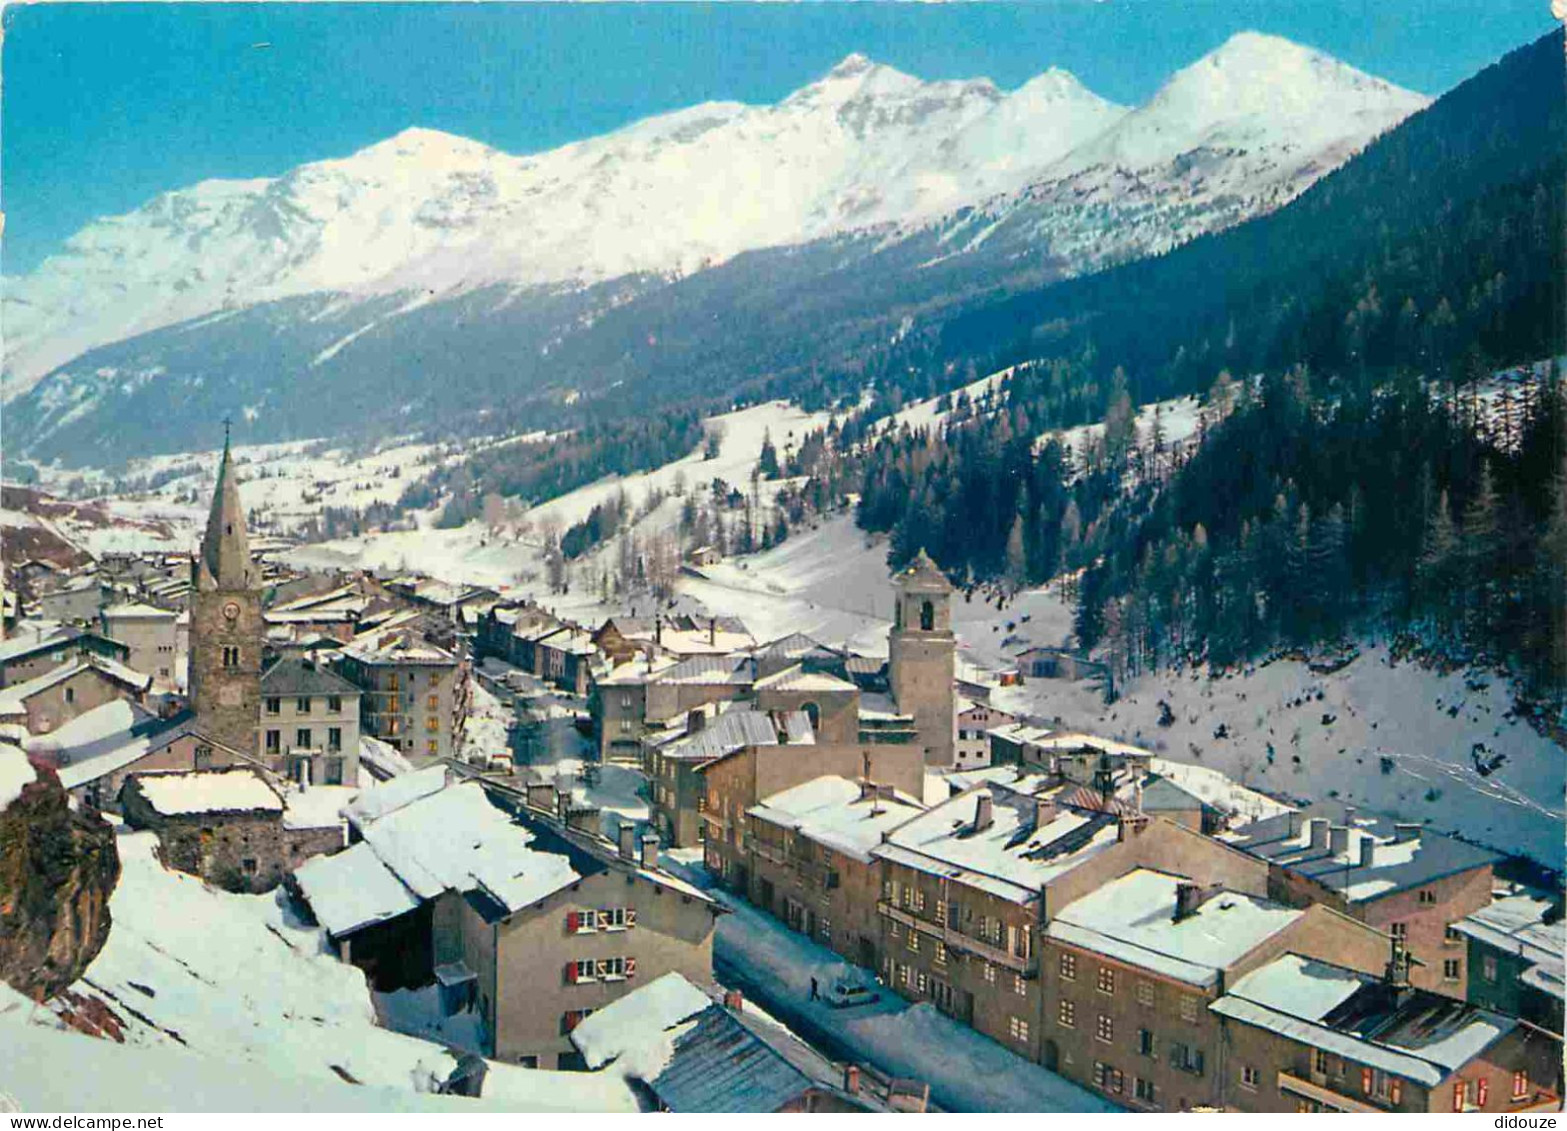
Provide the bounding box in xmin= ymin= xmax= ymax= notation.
xmin=2 ymin=1 xmax=1554 ymax=274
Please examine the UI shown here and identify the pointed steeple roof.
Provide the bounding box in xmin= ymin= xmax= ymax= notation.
xmin=197 ymin=433 xmax=258 ymax=591
xmin=894 ymin=548 xmax=952 ymax=594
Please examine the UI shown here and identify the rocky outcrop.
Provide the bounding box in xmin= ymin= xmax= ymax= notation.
xmin=0 ymin=757 xmax=119 ymax=999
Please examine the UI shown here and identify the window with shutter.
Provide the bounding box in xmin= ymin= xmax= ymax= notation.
xmin=626 ymin=909 xmax=638 ymax=928
xmin=1453 ymin=1082 xmax=1466 ymax=1112
xmin=1362 ymin=1067 xmax=1374 ymax=1095
xmin=565 ymin=962 xmax=578 ymax=985
xmin=566 ymin=911 xmax=578 ymax=932
xmin=626 ymin=957 xmax=637 ymax=978
xmin=1476 ymin=1079 xmax=1488 ymax=1107
xmin=1390 ymin=1079 xmax=1403 ymax=1104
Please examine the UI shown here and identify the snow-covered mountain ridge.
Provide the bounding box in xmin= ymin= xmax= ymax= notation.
xmin=3 ymin=32 xmax=1425 ymax=398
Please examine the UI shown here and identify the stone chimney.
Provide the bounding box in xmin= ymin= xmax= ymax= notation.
xmin=1034 ymin=797 xmax=1057 ymax=830
xmin=1308 ymin=817 xmax=1329 ymax=850
xmin=1393 ymin=823 xmax=1420 ymax=844
xmin=556 ymin=786 xmax=571 ymax=823
xmin=640 ymin=830 xmax=660 ymax=869
xmin=655 ymin=616 xmax=663 ymax=646
xmin=1329 ymin=824 xmax=1350 ymax=855
xmin=688 ymin=708 xmax=706 ymax=734
xmin=708 ymin=617 xmax=717 ymax=645
xmin=1357 ymin=834 xmax=1376 ymax=868
xmin=843 ymin=1065 xmax=861 ymax=1095
xmin=1173 ymin=881 xmax=1203 ymax=923
xmin=723 ymin=989 xmax=743 ymax=1012
xmin=973 ymin=793 xmax=993 ymax=833
xmin=618 ymin=822 xmax=634 ymax=862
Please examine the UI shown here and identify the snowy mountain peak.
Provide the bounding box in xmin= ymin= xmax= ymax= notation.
xmin=1052 ymin=31 xmax=1428 ymax=177
xmin=827 ymin=52 xmax=877 ymax=79
xmin=2 ymin=38 xmax=1428 ymax=402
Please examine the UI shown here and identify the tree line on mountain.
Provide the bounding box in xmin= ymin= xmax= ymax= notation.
xmin=818 ymin=30 xmax=1567 ymax=695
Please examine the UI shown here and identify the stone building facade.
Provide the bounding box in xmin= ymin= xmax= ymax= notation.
xmin=121 ymin=767 xmax=340 ymax=893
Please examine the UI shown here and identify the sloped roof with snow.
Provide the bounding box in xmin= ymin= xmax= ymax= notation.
xmin=659 ymin=708 xmax=811 ymax=763
xmin=261 ymin=656 xmax=361 ymax=697
xmin=652 ymin=654 xmax=754 ymax=687
xmin=571 ymin=971 xmax=713 ymax=1070
xmin=357 ymin=781 xmax=582 ymax=912
xmin=1046 ymin=869 xmax=1303 ymax=987
xmin=101 ymin=601 xmax=177 ymax=620
xmin=754 ymin=664 xmax=859 ymax=694
xmin=749 ymin=775 xmax=925 ymax=863
xmin=343 ymin=764 xmax=449 ymax=826
xmin=873 ymin=779 xmax=1121 ymax=905
xmin=1224 ymin=803 xmax=1499 ymax=903
xmin=1211 ymin=954 xmax=1516 ymax=1085
xmin=1452 ymin=893 xmax=1565 ymax=1002
xmin=293 ymin=841 xmax=422 ymax=938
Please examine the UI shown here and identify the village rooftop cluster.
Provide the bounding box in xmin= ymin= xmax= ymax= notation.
xmin=0 ymin=441 xmax=1561 ymax=1114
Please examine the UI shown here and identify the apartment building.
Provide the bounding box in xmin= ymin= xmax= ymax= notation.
xmin=745 ymin=774 xmax=924 ymax=968
xmin=260 ymin=656 xmax=362 ymax=785
xmin=1211 ymin=951 xmax=1562 ymax=1113
xmin=1223 ymin=803 xmax=1499 ymax=993
xmin=335 ymin=632 xmax=463 ymax=764
xmin=1039 ymin=868 xmax=1391 ymax=1110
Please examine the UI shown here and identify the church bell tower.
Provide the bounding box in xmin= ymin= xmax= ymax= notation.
xmin=188 ymin=429 xmax=263 ymax=757
xmin=888 ymin=548 xmax=955 ymax=766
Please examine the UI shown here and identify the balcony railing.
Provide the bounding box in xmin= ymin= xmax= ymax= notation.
xmin=1277 ymin=1073 xmax=1381 ymax=1114
xmin=877 ymin=901 xmax=1035 ymax=975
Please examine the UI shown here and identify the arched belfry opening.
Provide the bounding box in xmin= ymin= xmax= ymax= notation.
xmin=920 ymin=599 xmax=935 ymax=631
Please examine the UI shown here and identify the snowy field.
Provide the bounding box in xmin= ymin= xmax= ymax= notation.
xmin=25 ymin=826 xmax=635 ymax=1111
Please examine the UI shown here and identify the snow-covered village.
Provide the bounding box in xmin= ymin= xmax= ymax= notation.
xmin=2 ymin=1 xmax=1564 ymax=1120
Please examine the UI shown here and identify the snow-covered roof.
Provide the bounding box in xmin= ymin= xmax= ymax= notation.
xmin=358 ymin=733 xmax=417 ymax=781
xmin=342 ymin=631 xmax=456 ymax=666
xmin=357 ymin=781 xmax=581 ymax=912
xmin=1211 ymin=954 xmax=1516 ymax=1086
xmin=571 ymin=971 xmax=712 ymax=1071
xmin=872 ymin=779 xmax=1122 ymax=906
xmin=754 ymin=664 xmax=859 ymax=694
xmin=101 ymin=601 xmax=177 ymax=620
xmin=132 ymin=768 xmax=284 ymax=816
xmin=1046 ymin=869 xmax=1304 ymax=988
xmin=1452 ymin=893 xmax=1565 ymax=1002
xmin=658 ymin=708 xmax=811 ymax=764
xmin=343 ymin=764 xmax=449 ymax=826
xmin=282 ymin=784 xmax=358 ymax=831
xmin=1030 ymin=732 xmax=1153 ymax=760
xmin=1148 ymin=757 xmax=1292 ymax=824
xmin=1223 ymin=803 xmax=1499 ymax=903
xmin=1 ymin=743 xmax=37 ymax=812
xmin=32 ymin=699 xmax=162 ymax=788
xmin=293 ymin=841 xmax=422 ymax=938
xmin=749 ymin=775 xmax=925 ymax=863
xmin=260 ymin=656 xmax=361 ymax=697
xmin=652 ymin=654 xmax=754 ymax=687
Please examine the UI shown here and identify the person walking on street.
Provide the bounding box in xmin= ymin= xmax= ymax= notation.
xmin=809 ymin=976 xmax=819 ymax=1001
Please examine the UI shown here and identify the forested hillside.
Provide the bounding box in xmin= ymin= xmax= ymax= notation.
xmin=833 ymin=30 xmax=1565 ymax=696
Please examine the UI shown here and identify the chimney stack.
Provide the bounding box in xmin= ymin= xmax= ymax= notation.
xmin=618 ymin=822 xmax=635 ymax=862
xmin=1034 ymin=796 xmax=1057 ymax=830
xmin=640 ymin=830 xmax=660 ymax=870
xmin=1308 ymin=818 xmax=1329 ymax=850
xmin=708 ymin=616 xmax=717 ymax=645
xmin=1357 ymin=834 xmax=1376 ymax=868
xmin=843 ymin=1065 xmax=861 ymax=1095
xmin=1329 ymin=824 xmax=1350 ymax=855
xmin=688 ymin=708 xmax=706 ymax=734
xmin=973 ymin=794 xmax=994 ymax=833
xmin=1173 ymin=881 xmax=1203 ymax=923
xmin=723 ymin=989 xmax=743 ymax=1012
